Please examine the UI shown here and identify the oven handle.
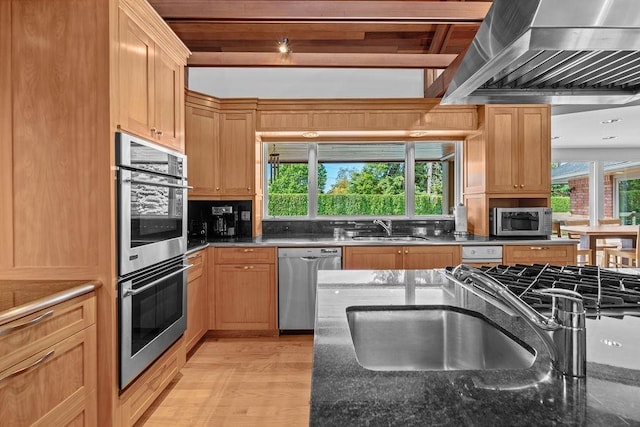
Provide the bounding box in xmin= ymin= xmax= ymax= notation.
xmin=123 ymin=264 xmax=193 ymax=298
xmin=123 ymin=178 xmax=193 ymax=190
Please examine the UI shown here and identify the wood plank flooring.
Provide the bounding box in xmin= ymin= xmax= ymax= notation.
xmin=136 ymin=335 xmax=314 ymax=427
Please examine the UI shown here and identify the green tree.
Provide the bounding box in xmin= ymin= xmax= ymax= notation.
xmin=268 ymin=163 xmax=326 ymax=193
xmin=347 ymin=163 xmax=405 ymax=194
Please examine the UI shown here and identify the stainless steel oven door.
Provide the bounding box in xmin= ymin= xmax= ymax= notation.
xmin=119 ymin=257 xmax=190 ymax=389
xmin=118 ymin=167 xmax=188 ymax=275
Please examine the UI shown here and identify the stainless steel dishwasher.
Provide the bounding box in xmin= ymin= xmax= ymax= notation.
xmin=278 ymin=247 xmax=342 ymax=330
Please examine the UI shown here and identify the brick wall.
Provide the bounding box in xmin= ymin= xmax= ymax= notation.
xmin=568 ymin=175 xmax=614 ymax=217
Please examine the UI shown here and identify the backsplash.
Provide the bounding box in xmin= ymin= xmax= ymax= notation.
xmin=188 ymin=200 xmax=253 ymax=240
xmin=262 ymin=218 xmax=455 ymax=237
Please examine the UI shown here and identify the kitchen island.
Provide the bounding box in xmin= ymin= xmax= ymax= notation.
xmin=310 ymin=269 xmax=640 ymax=426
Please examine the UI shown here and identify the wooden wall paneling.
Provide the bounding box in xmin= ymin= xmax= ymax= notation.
xmin=421 ymin=109 xmax=477 ymax=130
xmin=365 ymin=111 xmax=422 ymax=129
xmin=258 ymin=112 xmax=310 ymax=131
xmin=311 ymin=112 xmax=366 ymax=129
xmin=0 ymin=0 xmax=12 ymax=269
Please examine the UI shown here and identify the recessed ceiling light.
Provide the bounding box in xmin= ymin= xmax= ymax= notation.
xmin=302 ymin=131 xmax=319 ymax=138
xmin=601 ymin=118 xmax=622 ymax=124
xmin=409 ymin=131 xmax=428 ymax=137
xmin=602 ymin=136 xmax=618 ymax=140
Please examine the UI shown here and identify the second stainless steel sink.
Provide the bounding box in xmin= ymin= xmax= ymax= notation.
xmin=346 ymin=305 xmax=536 ymax=371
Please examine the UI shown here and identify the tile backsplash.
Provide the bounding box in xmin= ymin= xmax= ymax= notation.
xmin=262 ymin=218 xmax=454 ymax=237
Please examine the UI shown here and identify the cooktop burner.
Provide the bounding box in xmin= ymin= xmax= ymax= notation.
xmin=453 ymin=264 xmax=640 ymax=317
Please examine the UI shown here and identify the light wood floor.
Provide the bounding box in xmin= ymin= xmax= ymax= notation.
xmin=136 ymin=335 xmax=314 ymax=427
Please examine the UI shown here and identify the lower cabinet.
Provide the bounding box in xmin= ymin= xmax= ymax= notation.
xmin=185 ymin=249 xmax=207 ymax=353
xmin=344 ymin=245 xmax=461 ymax=269
xmin=119 ymin=337 xmax=186 ymax=427
xmin=0 ymin=293 xmax=97 ymax=427
xmin=503 ymin=244 xmax=577 ymax=266
xmin=212 ymin=247 xmax=277 ymax=333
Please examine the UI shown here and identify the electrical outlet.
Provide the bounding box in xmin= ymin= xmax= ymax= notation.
xmin=241 ymin=211 xmax=250 ymax=221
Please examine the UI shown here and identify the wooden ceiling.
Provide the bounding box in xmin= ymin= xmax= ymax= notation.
xmin=148 ymin=0 xmax=493 ymax=95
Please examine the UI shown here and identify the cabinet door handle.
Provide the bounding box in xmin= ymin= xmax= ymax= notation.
xmin=529 ymin=247 xmax=549 ymax=250
xmin=150 ymin=127 xmax=157 ymax=135
xmin=0 ymin=350 xmax=55 ymax=384
xmin=156 ymin=130 xmax=163 ymax=137
xmin=0 ymin=310 xmax=54 ymax=337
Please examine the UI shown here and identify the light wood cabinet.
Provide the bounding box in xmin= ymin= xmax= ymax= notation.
xmin=0 ymin=293 xmax=97 ymax=427
xmin=485 ymin=106 xmax=550 ymax=194
xmin=185 ymin=250 xmax=207 ymax=353
xmin=185 ymin=93 xmax=259 ymax=198
xmin=117 ymin=4 xmax=187 ymax=152
xmin=119 ymin=337 xmax=185 ymax=427
xmin=344 ymin=245 xmax=461 ymax=269
xmin=503 ymin=244 xmax=577 ymax=266
xmin=213 ymin=247 xmax=276 ymax=332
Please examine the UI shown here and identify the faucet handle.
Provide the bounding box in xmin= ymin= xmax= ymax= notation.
xmin=534 ymin=288 xmax=585 ymax=328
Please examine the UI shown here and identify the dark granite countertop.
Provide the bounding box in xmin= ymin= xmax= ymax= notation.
xmin=188 ymin=234 xmax=576 ymax=250
xmin=310 ymin=269 xmax=640 ymax=426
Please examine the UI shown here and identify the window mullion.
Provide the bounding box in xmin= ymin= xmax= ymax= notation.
xmin=406 ymin=143 xmax=415 ymax=217
xmin=308 ymin=143 xmax=318 ymax=218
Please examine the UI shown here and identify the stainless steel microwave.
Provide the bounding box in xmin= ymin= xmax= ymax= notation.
xmin=490 ymin=207 xmax=552 ymax=237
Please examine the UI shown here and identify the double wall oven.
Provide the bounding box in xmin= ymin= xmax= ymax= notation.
xmin=116 ymin=132 xmax=190 ymax=389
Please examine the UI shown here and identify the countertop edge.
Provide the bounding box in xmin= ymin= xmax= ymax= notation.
xmin=0 ymin=281 xmax=101 ymax=326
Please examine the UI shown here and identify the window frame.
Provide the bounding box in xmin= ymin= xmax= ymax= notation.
xmin=263 ymin=141 xmax=462 ymax=220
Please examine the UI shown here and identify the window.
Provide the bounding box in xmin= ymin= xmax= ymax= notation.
xmin=264 ymin=141 xmax=460 ymax=218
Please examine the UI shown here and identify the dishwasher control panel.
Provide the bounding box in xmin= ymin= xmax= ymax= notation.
xmin=461 ymin=246 xmax=503 ymax=262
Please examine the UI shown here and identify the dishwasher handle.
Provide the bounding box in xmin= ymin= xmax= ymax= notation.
xmin=300 ymin=256 xmax=320 ymax=261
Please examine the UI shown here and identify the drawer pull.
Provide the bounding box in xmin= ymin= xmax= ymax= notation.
xmin=0 ymin=310 xmax=54 ymax=337
xmin=529 ymin=247 xmax=549 ymax=251
xmin=243 ymin=266 xmax=255 ymax=270
xmin=243 ymin=249 xmax=254 ymax=253
xmin=0 ymin=350 xmax=55 ymax=383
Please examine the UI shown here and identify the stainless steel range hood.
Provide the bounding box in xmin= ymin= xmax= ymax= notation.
xmin=441 ymin=0 xmax=640 ymax=105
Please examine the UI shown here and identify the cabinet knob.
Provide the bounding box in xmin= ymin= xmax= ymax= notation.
xmin=397 ymin=250 xmax=401 ymax=254
xmin=247 ymin=187 xmax=251 ymax=191
xmin=156 ymin=130 xmax=163 ymax=137
xmin=150 ymin=127 xmax=157 ymax=134
xmin=513 ymin=184 xmax=518 ymax=188
xmin=404 ymin=250 xmax=408 ymax=254
xmin=520 ymin=184 xmax=524 ymax=188
xmin=216 ymin=187 xmax=220 ymax=191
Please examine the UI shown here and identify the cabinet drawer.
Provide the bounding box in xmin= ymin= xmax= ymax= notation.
xmin=119 ymin=338 xmax=185 ymax=427
xmin=0 ymin=293 xmax=95 ymax=373
xmin=0 ymin=326 xmax=97 ymax=427
xmin=503 ymin=245 xmax=574 ymax=265
xmin=215 ymin=247 xmax=275 ymax=264
xmin=187 ymin=250 xmax=206 ymax=281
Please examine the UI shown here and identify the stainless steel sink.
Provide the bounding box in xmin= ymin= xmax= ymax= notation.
xmin=350 ymin=235 xmax=430 ymax=242
xmin=346 ymin=305 xmax=536 ymax=371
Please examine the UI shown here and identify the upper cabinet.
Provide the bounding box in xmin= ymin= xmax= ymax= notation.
xmin=185 ymin=92 xmax=258 ymax=198
xmin=117 ymin=2 xmax=189 ymax=152
xmin=485 ymin=106 xmax=550 ymax=194
xmin=465 ymin=105 xmax=550 ymax=196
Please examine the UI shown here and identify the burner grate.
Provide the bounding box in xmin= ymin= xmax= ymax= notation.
xmin=464 ymin=264 xmax=640 ymax=317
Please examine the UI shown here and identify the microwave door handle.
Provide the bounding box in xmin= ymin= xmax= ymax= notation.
xmin=123 ymin=265 xmax=193 ymax=298
xmin=123 ymin=178 xmax=193 ymax=190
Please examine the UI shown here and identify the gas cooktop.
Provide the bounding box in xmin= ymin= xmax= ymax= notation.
xmin=451 ymin=264 xmax=640 ymax=318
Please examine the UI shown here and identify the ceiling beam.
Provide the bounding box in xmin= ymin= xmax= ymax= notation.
xmin=424 ymin=47 xmax=468 ymax=97
xmin=189 ymin=52 xmax=457 ymax=68
xmin=150 ymin=1 xmax=491 ymax=21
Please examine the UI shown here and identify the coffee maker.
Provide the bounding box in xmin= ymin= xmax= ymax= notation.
xmin=212 ymin=206 xmax=237 ymax=237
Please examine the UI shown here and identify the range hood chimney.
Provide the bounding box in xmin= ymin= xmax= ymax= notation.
xmin=441 ymin=0 xmax=640 ymax=105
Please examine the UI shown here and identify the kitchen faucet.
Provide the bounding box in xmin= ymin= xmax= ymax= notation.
xmin=447 ymin=264 xmax=586 ymax=378
xmin=373 ymin=219 xmax=392 ymax=236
